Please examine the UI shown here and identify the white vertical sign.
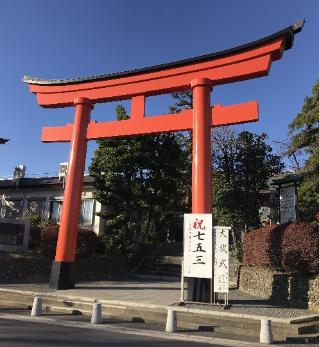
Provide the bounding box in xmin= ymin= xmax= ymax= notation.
xmin=280 ymin=186 xmax=296 ymax=224
xmin=213 ymin=226 xmax=230 ymax=293
xmin=183 ymin=214 xmax=212 ymax=279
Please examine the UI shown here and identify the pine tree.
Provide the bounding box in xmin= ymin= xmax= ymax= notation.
xmin=212 ymin=129 xmax=283 ymax=229
xmin=89 ymin=105 xmax=189 ymax=259
xmin=289 ymin=79 xmax=319 ymax=220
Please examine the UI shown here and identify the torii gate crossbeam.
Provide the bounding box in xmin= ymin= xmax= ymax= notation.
xmin=24 ymin=20 xmax=303 ymax=297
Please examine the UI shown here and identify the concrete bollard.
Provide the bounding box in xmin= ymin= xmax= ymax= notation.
xmin=91 ymin=303 xmax=102 ymax=324
xmin=31 ymin=297 xmax=42 ymax=317
xmin=260 ymin=318 xmax=273 ymax=344
xmin=165 ymin=309 xmax=177 ymax=333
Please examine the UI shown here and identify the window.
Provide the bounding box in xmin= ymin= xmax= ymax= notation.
xmin=26 ymin=198 xmax=46 ymax=216
xmin=3 ymin=199 xmax=23 ymax=219
xmin=49 ymin=200 xmax=63 ymax=223
xmin=79 ymin=199 xmax=94 ymax=227
xmin=49 ymin=199 xmax=94 ymax=227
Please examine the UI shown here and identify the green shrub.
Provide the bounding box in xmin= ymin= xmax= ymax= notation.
xmin=22 ymin=210 xmax=54 ymax=250
xmin=39 ymin=224 xmax=59 ymax=258
xmin=76 ymin=228 xmax=98 ymax=258
xmin=97 ymin=232 xmax=153 ymax=268
xmin=230 ymin=240 xmax=243 ymax=262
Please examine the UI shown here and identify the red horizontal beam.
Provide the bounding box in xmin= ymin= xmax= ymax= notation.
xmin=42 ymin=100 xmax=258 ymax=143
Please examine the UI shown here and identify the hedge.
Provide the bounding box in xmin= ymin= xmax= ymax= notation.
xmin=39 ymin=225 xmax=98 ymax=259
xmin=243 ymin=224 xmax=284 ymax=270
xmin=28 ymin=225 xmax=42 ymax=250
xmin=281 ymin=222 xmax=319 ymax=273
xmin=243 ymin=221 xmax=319 ymax=274
xmin=39 ymin=224 xmax=58 ymax=258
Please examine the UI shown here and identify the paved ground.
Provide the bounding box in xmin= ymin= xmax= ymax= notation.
xmin=0 ymin=306 xmax=317 ymax=347
xmin=1 ymin=277 xmax=316 ymax=319
xmin=0 ymin=317 xmax=246 ymax=347
xmin=1 ymin=277 xmax=318 ymax=346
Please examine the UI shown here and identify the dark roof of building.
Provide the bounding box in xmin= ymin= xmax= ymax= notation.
xmin=0 ymin=175 xmax=94 ymax=190
xmin=0 ymin=138 xmax=9 ymax=144
xmin=23 ymin=20 xmax=304 ymax=86
xmin=270 ymin=173 xmax=304 ymax=186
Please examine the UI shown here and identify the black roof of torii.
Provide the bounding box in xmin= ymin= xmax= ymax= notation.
xmin=23 ymin=20 xmax=304 ymax=86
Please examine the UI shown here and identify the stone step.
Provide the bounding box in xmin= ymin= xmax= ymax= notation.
xmin=156 ymin=242 xmax=183 ymax=248
xmin=138 ymin=260 xmax=182 ymax=276
xmin=151 ymin=264 xmax=181 ymax=274
xmin=152 ymin=243 xmax=183 ymax=255
xmin=290 ymin=314 xmax=319 ymax=324
xmin=145 ymin=256 xmax=182 ymax=265
xmin=152 ymin=249 xmax=183 ymax=257
xmin=136 ymin=242 xmax=183 ymax=277
xmin=147 ymin=270 xmax=180 ymax=278
xmin=156 ymin=244 xmax=183 ymax=250
xmin=286 ymin=333 xmax=319 ymax=344
xmin=295 ymin=321 xmax=319 ymax=334
xmin=130 ymin=273 xmax=180 ymax=282
xmin=141 ymin=267 xmax=181 ymax=277
xmin=138 ymin=257 xmax=182 ymax=270
xmin=136 ymin=243 xmax=240 ymax=289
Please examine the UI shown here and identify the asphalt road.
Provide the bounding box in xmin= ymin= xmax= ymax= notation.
xmin=0 ymin=306 xmax=315 ymax=347
xmin=0 ymin=318 xmax=239 ymax=347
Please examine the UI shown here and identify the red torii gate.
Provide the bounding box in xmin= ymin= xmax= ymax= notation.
xmin=24 ymin=21 xmax=303 ymax=291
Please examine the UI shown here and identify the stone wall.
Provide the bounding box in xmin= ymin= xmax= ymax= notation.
xmin=309 ymin=277 xmax=319 ymax=312
xmin=229 ymin=256 xmax=241 ymax=288
xmin=239 ymin=266 xmax=288 ymax=301
xmin=239 ymin=265 xmax=319 ymax=312
xmin=0 ymin=251 xmax=128 ymax=284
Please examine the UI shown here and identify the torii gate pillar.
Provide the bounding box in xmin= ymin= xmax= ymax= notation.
xmin=191 ymin=78 xmax=212 ymax=214
xmin=50 ymin=98 xmax=93 ymax=289
xmin=189 ymin=78 xmax=213 ymax=301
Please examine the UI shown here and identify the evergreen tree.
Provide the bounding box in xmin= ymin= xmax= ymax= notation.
xmin=212 ymin=128 xmax=283 ymax=229
xmin=169 ymin=91 xmax=192 ymax=114
xmin=234 ymin=131 xmax=283 ymax=228
xmin=289 ymin=79 xmax=319 ymax=220
xmin=89 ymin=105 xmax=189 ymax=259
xmin=170 ymin=91 xmax=284 ymax=229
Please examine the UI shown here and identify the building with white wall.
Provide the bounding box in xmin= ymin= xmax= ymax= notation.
xmin=0 ymin=175 xmax=104 ymax=235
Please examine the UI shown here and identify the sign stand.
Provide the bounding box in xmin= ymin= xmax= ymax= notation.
xmin=213 ymin=226 xmax=231 ymax=306
xmin=181 ymin=216 xmax=231 ymax=306
xmin=180 ymin=260 xmax=185 ymax=303
xmin=210 ymin=276 xmax=213 ymax=305
xmin=213 ymin=293 xmax=229 ymax=306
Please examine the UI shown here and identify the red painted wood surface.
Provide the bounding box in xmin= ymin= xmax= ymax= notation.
xmin=55 ymin=98 xmax=92 ymax=262
xmin=191 ymin=78 xmax=212 ymax=213
xmin=27 ymin=39 xmax=284 ymax=108
xmin=42 ymin=100 xmax=258 ymax=142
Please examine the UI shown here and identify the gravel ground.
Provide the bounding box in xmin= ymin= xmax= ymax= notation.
xmin=174 ymin=288 xmax=317 ymax=319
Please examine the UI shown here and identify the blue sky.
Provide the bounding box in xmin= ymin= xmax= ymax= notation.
xmin=0 ymin=0 xmax=318 ymax=177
